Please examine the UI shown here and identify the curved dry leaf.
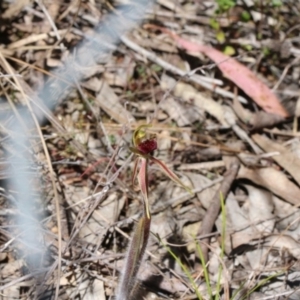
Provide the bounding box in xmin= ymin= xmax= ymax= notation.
xmin=160 ymin=74 xmax=227 ymax=126
xmin=244 ymin=185 xmax=275 ymax=233
xmin=175 ymin=37 xmax=288 ymax=117
xmin=252 ymin=134 xmax=300 ymax=186
xmin=185 ymin=172 xmax=221 ymax=209
xmin=238 ymin=165 xmax=300 ymax=206
xmin=95 ymin=80 xmax=135 ymax=124
xmin=160 ymin=96 xmax=201 ymax=126
xmin=223 ymin=194 xmax=254 ymax=252
xmin=260 ymin=234 xmax=300 ymax=259
xmin=246 ymin=248 xmax=269 ymax=271
xmin=273 ymin=195 xmax=300 ymax=231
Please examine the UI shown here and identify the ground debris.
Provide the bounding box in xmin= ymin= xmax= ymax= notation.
xmin=1 ymin=0 xmax=300 ymax=299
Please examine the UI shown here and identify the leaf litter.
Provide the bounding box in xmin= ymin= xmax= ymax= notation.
xmin=1 ymin=0 xmax=300 ymax=299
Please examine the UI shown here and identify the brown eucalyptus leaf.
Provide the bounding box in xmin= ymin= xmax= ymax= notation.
xmin=238 ymin=165 xmax=300 ymax=206
xmin=259 ymin=234 xmax=300 ymax=259
xmin=252 ymin=134 xmax=300 ymax=186
xmin=244 ymin=185 xmax=275 ymax=233
xmin=223 ymin=194 xmax=254 ymax=252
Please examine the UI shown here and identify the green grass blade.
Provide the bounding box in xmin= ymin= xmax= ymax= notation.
xmin=241 ymin=272 xmax=284 ymax=300
xmin=195 ymin=240 xmax=213 ymax=299
xmin=215 ymin=192 xmax=226 ymax=299
xmin=158 ymin=235 xmax=203 ymax=300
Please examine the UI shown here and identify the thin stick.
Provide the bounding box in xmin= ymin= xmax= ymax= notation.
xmin=196 ymin=156 xmax=240 ymax=265
xmin=121 ymin=36 xmax=248 ymax=104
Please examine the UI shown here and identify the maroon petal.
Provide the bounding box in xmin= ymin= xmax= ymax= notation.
xmin=137 ymin=139 xmax=157 ymax=154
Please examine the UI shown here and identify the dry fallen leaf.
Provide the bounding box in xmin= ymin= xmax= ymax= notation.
xmin=160 ymin=96 xmax=200 ymax=127
xmin=185 ymin=172 xmax=221 ymax=210
xmin=273 ymin=195 xmax=300 ymax=231
xmin=175 ymin=37 xmax=288 ymax=117
xmin=222 ymin=194 xmax=254 ymax=252
xmin=238 ymin=165 xmax=300 ymax=206
xmin=244 ymin=185 xmax=275 ymax=233
xmin=252 ymin=134 xmax=300 ymax=186
xmin=2 ymin=0 xmax=32 ymax=18
xmin=95 ymin=80 xmax=135 ymax=124
xmin=66 ymin=273 xmax=106 ymax=300
xmin=148 ymin=26 xmax=288 ymax=117
xmin=259 ymin=234 xmax=300 ymax=260
xmin=160 ymin=74 xmax=227 ymax=126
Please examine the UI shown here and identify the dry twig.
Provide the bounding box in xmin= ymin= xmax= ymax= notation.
xmin=196 ymin=156 xmax=240 ymax=265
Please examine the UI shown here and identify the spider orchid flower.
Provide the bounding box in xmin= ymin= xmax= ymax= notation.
xmin=130 ymin=125 xmax=192 ymax=219
xmin=117 ymin=125 xmax=192 ymax=300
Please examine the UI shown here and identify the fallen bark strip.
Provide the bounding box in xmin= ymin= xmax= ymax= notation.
xmin=196 ymin=156 xmax=240 ymax=265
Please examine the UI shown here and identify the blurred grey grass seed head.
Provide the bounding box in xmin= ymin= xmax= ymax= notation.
xmin=3 ymin=0 xmax=153 ymax=284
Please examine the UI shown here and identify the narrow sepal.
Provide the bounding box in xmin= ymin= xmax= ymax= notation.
xmin=149 ymin=156 xmax=193 ymax=194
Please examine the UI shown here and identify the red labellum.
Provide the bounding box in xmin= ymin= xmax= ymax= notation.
xmin=137 ymin=139 xmax=157 ymax=154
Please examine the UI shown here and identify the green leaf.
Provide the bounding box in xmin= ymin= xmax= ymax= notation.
xmin=272 ymin=0 xmax=282 ymax=7
xmin=209 ymin=18 xmax=220 ymax=30
xmin=216 ymin=0 xmax=236 ymax=13
xmin=216 ymin=31 xmax=225 ymax=44
xmin=223 ymin=45 xmax=235 ymax=56
xmin=151 ymin=64 xmax=162 ymax=72
xmin=241 ymin=11 xmax=251 ymax=22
